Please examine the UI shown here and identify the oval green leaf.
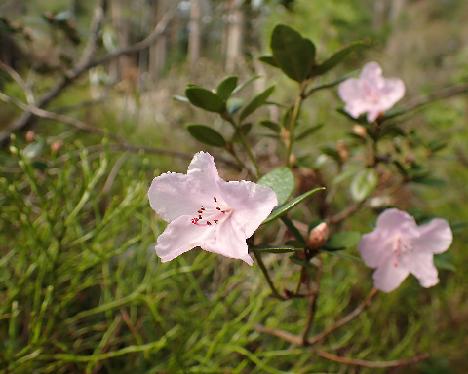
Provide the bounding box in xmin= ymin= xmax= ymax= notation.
xmin=313 ymin=41 xmax=368 ymax=76
xmin=216 ymin=76 xmax=238 ymax=101
xmin=262 ymin=187 xmax=325 ymax=225
xmin=186 ymin=124 xmax=226 ymax=147
xmin=185 ymin=87 xmax=225 ymax=113
xmin=350 ymin=168 xmax=378 ymax=202
xmin=239 ymin=85 xmax=275 ymax=122
xmin=250 ymin=244 xmax=303 ymax=254
xmin=258 ymin=167 xmax=294 ymax=205
xmin=271 ymin=24 xmax=316 ymax=82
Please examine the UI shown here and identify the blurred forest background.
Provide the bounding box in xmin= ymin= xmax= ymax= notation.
xmin=0 ymin=0 xmax=467 ymax=372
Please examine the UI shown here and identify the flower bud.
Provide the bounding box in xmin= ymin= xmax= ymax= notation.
xmin=25 ymin=131 xmax=36 ymax=142
xmin=51 ymin=140 xmax=63 ymax=153
xmin=307 ymin=222 xmax=330 ymax=249
xmin=352 ymin=125 xmax=367 ymax=138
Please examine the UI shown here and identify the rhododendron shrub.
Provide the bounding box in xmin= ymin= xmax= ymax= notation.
xmin=148 ymin=24 xmax=454 ymax=366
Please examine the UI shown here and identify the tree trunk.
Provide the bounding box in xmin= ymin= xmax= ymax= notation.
xmin=110 ymin=0 xmax=133 ymax=81
xmin=224 ymin=0 xmax=244 ymax=73
xmin=148 ymin=0 xmax=170 ymax=83
xmin=188 ymin=0 xmax=202 ymax=67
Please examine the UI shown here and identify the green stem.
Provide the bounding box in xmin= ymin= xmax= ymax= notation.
xmin=253 ymin=251 xmax=285 ymax=300
xmin=222 ymin=113 xmax=259 ymax=179
xmin=286 ymin=83 xmax=308 ymax=167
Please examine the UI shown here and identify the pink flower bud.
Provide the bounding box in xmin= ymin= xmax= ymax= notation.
xmin=308 ymin=222 xmax=330 ymax=249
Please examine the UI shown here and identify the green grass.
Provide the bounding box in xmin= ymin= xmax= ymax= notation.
xmin=1 ymin=111 xmax=467 ymax=373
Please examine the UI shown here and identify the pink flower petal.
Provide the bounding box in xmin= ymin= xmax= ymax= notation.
xmin=372 ymin=258 xmax=409 ymax=292
xmin=219 ymin=180 xmax=278 ymax=238
xmin=187 ymin=151 xmax=220 ymax=185
xmin=359 ymin=230 xmax=393 ymax=268
xmin=154 ymin=215 xmax=214 ymax=262
xmin=360 ymin=61 xmax=382 ymax=82
xmin=148 ymin=172 xmax=206 ymax=222
xmin=414 ymin=218 xmax=452 ymax=254
xmin=381 ymin=78 xmax=405 ymax=107
xmin=376 ymin=208 xmax=416 ymax=232
xmin=148 ymin=152 xmax=221 ymax=222
xmin=401 ymin=252 xmax=439 ymax=288
xmin=203 ymin=218 xmax=254 ymax=265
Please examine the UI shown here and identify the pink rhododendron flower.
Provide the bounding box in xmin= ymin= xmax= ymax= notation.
xmin=338 ymin=61 xmax=405 ymax=122
xmin=359 ymin=208 xmax=452 ymax=292
xmin=148 ymin=152 xmax=278 ymax=265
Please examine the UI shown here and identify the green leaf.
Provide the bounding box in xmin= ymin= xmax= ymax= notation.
xmin=262 ymin=187 xmax=325 ymax=224
xmin=258 ymin=167 xmax=294 ymax=204
xmin=295 ymin=123 xmax=324 ymax=141
xmin=323 ymin=231 xmax=361 ymax=251
xmin=260 ymin=120 xmax=281 ymax=133
xmin=216 ymin=76 xmax=238 ymax=100
xmin=185 ymin=87 xmax=225 ymax=113
xmin=232 ymin=75 xmax=260 ymax=95
xmin=239 ymin=86 xmax=275 ymax=121
xmin=350 ymin=168 xmax=378 ymax=202
xmin=336 ymin=108 xmax=368 ymax=125
xmin=22 ymin=139 xmax=45 ymax=159
xmin=434 ymin=252 xmax=455 ymax=272
xmin=258 ymin=55 xmax=278 ymax=67
xmin=320 ymin=145 xmax=341 ymax=164
xmin=250 ymin=244 xmax=303 ymax=254
xmin=186 ymin=124 xmax=226 ymax=147
xmin=313 ymin=42 xmax=368 ymax=76
xmin=411 ymin=175 xmax=446 ymax=187
xmin=270 ymin=24 xmax=316 ymax=82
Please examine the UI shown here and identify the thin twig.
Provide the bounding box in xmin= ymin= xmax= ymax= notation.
xmin=0 ymin=61 xmax=35 ymax=104
xmin=308 ymin=288 xmax=378 ymax=345
xmin=254 ymin=325 xmax=302 ymax=345
xmin=0 ymin=92 xmax=240 ymax=169
xmin=301 ymin=257 xmax=322 ymax=345
xmin=316 ymin=350 xmax=429 ymax=368
xmin=0 ymin=4 xmax=175 ymax=143
xmin=403 ymin=83 xmax=468 ymax=113
xmin=327 ymin=199 xmax=368 ymax=225
xmin=253 ymin=251 xmax=286 ymax=300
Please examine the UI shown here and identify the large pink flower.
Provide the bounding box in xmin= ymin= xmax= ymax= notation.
xmin=148 ymin=152 xmax=278 ymax=265
xmin=338 ymin=61 xmax=405 ymax=122
xmin=359 ymin=208 xmax=452 ymax=292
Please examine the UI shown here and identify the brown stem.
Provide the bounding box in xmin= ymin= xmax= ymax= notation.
xmin=301 ymin=257 xmax=322 ymax=345
xmin=308 ymin=288 xmax=378 ymax=346
xmin=316 ymin=350 xmax=429 ymax=368
xmin=254 ymin=325 xmax=302 ymax=345
xmin=0 ymin=92 xmax=240 ymax=170
xmin=402 ymin=83 xmax=468 ymax=113
xmin=327 ymin=199 xmax=368 ymax=225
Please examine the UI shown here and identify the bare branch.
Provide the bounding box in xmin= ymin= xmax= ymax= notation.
xmin=0 ymin=61 xmax=35 ymax=104
xmin=316 ymin=350 xmax=429 ymax=368
xmin=0 ymin=92 xmax=240 ymax=169
xmin=403 ymin=83 xmax=468 ymax=113
xmin=88 ymin=12 xmax=174 ymax=70
xmin=254 ymin=325 xmax=302 ymax=345
xmin=0 ymin=2 xmax=175 ymax=143
xmin=327 ymin=199 xmax=368 ymax=225
xmin=308 ymin=288 xmax=378 ymax=346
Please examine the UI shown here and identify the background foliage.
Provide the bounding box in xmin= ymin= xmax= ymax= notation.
xmin=0 ymin=0 xmax=467 ymax=372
